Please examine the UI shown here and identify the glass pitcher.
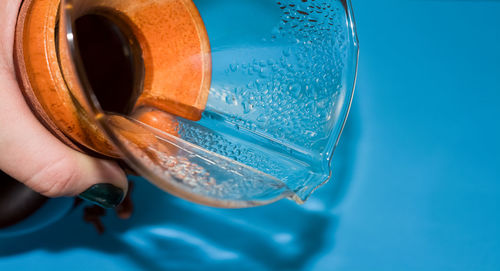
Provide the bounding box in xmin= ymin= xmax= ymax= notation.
xmin=14 ymin=0 xmax=358 ymax=208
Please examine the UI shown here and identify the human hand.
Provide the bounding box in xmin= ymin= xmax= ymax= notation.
xmin=0 ymin=0 xmax=128 ymax=208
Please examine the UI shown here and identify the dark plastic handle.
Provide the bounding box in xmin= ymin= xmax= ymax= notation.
xmin=0 ymin=171 xmax=48 ymax=229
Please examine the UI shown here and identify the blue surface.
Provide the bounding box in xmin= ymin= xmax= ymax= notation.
xmin=1 ymin=0 xmax=500 ymax=270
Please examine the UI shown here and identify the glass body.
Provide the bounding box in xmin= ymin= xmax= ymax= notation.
xmin=60 ymin=0 xmax=359 ymax=207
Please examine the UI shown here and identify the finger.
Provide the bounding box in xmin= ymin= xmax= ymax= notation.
xmin=0 ymin=71 xmax=128 ymax=208
xmin=0 ymin=0 xmax=21 ymax=70
xmin=0 ymin=0 xmax=127 ymax=208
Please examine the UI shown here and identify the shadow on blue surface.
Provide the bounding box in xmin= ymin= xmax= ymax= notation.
xmin=0 ymin=104 xmax=359 ymax=271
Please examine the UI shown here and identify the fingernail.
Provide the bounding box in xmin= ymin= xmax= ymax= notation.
xmin=79 ymin=184 xmax=124 ymax=209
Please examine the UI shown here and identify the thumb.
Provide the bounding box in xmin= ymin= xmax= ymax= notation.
xmin=0 ymin=71 xmax=128 ymax=209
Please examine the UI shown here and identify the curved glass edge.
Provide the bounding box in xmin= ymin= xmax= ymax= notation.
xmin=59 ymin=0 xmax=295 ymax=208
xmin=104 ymin=115 xmax=296 ymax=208
xmin=291 ymin=0 xmax=359 ymax=203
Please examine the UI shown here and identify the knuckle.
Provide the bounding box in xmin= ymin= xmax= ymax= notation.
xmin=24 ymin=156 xmax=81 ymax=197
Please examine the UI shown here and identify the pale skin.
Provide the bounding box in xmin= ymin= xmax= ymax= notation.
xmin=0 ymin=1 xmax=127 ymax=199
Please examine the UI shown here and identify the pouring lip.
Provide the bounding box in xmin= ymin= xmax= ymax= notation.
xmin=293 ymin=0 xmax=359 ymax=203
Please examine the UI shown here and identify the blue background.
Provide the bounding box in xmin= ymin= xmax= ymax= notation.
xmin=1 ymin=0 xmax=500 ymax=270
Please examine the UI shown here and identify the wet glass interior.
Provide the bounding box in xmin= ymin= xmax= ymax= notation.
xmin=64 ymin=0 xmax=358 ymax=207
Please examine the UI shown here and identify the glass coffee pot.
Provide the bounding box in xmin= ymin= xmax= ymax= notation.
xmin=14 ymin=0 xmax=358 ymax=208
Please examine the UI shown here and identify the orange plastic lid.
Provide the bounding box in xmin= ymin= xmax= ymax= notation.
xmin=15 ymin=0 xmax=211 ymax=157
